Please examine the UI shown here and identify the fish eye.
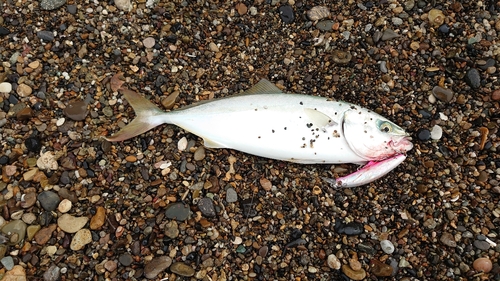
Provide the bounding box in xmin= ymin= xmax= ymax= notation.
xmin=379 ymin=122 xmax=393 ymax=133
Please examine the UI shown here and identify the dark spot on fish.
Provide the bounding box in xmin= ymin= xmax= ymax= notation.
xmin=328 ymin=137 xmax=330 ymax=140
xmin=314 ymin=152 xmax=317 ymax=155
xmin=254 ymin=108 xmax=258 ymax=111
xmin=370 ymin=118 xmax=373 ymax=120
xmin=315 ymin=128 xmax=319 ymax=131
xmin=301 ymin=144 xmax=306 ymax=148
xmin=359 ymin=111 xmax=362 ymax=114
xmin=364 ymin=130 xmax=367 ymax=133
xmin=335 ymin=112 xmax=337 ymax=115
xmin=258 ymin=136 xmax=261 ymax=139
xmin=309 ymin=139 xmax=315 ymax=148
xmin=302 ymin=137 xmax=305 ymax=140
xmin=351 ymin=106 xmax=357 ymax=110
xmin=272 ymin=129 xmax=275 ymax=133
xmin=306 ymin=123 xmax=313 ymax=128
xmin=299 ymin=116 xmax=302 ymax=118
xmin=284 ymin=127 xmax=287 ymax=130
xmin=299 ymin=101 xmax=303 ymax=105
xmin=385 ymin=147 xmax=388 ymax=149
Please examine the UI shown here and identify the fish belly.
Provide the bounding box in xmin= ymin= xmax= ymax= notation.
xmin=167 ymin=94 xmax=367 ymax=164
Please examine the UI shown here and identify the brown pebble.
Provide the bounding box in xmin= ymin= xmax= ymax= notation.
xmin=16 ymin=107 xmax=33 ymax=120
xmin=235 ymin=3 xmax=247 ymax=15
xmin=473 ymin=257 xmax=493 ymax=273
xmin=479 ymin=127 xmax=489 ymax=150
xmin=341 ymin=264 xmax=366 ymax=280
xmin=492 ymin=90 xmax=500 ymax=101
xmin=125 ymin=155 xmax=137 ymax=162
xmin=161 ymin=90 xmax=180 ymax=109
xmin=90 ymin=206 xmax=106 ymax=230
xmin=259 ymin=178 xmax=272 ymax=191
xmin=371 ymin=259 xmax=393 ymax=277
xmin=34 ymin=224 xmax=57 ymax=245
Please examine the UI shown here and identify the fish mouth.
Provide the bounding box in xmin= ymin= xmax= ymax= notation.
xmin=389 ymin=136 xmax=413 ymax=154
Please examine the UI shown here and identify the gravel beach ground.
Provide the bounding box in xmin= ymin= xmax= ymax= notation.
xmin=0 ymin=0 xmax=499 ymax=280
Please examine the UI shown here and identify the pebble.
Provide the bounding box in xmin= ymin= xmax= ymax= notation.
xmin=235 ymin=3 xmax=247 ymax=15
xmin=380 ymin=240 xmax=395 ymax=254
xmin=225 ymin=186 xmax=238 ymax=203
xmin=208 ymin=42 xmax=219 ymax=52
xmin=332 ymin=50 xmax=352 ymax=64
xmin=178 ymin=137 xmax=188 ymax=151
xmin=307 ymin=6 xmax=330 ymax=21
xmin=491 ymin=89 xmax=500 ymax=101
xmin=40 ymin=0 xmax=66 ymax=10
xmin=67 ymin=4 xmax=77 ymax=14
xmin=336 ymin=221 xmax=364 ymax=235
xmin=164 ymin=220 xmax=179 ymax=238
xmin=36 ymin=30 xmax=55 ymax=42
xmin=57 ymin=214 xmax=89 ymax=233
xmin=2 ymin=265 xmax=26 ymax=281
xmin=473 ymin=257 xmax=492 ymax=273
xmin=63 ymin=100 xmax=88 ymax=121
xmin=416 ymin=128 xmax=431 ymax=141
xmin=70 ymin=229 xmax=92 ymax=250
xmin=0 ymin=26 xmax=10 ymax=36
xmin=25 ymin=136 xmax=42 ymax=152
xmin=465 ymin=68 xmax=481 ymax=88
xmin=34 ymin=224 xmax=57 ymax=245
xmin=114 ymin=0 xmax=132 ymax=11
xmin=278 ymin=5 xmax=294 ymax=24
xmin=37 ymin=151 xmax=59 ymax=170
xmin=316 ymin=20 xmax=334 ymax=31
xmin=165 ymin=202 xmax=190 ymax=221
xmin=58 ymin=199 xmax=72 ymax=213
xmin=342 ymin=264 xmax=366 ymax=280
xmin=144 ymin=256 xmax=172 ymax=279
xmin=440 ymin=232 xmax=456 ymax=247
xmin=1 ymin=256 xmax=14 ymax=270
xmin=428 ymin=9 xmax=445 ymax=26
xmin=473 ymin=240 xmax=490 ymax=250
xmin=143 ymin=37 xmax=155 ymax=48
xmin=43 ymin=265 xmax=60 ymax=281
xmin=193 ymin=146 xmax=205 ymax=161
xmin=161 ymin=90 xmax=179 ymax=109
xmin=371 ymin=259 xmax=393 ymax=277
xmin=0 ymin=82 xmax=12 ymax=93
xmin=430 ymin=125 xmax=443 ymax=140
xmin=198 ymin=197 xmax=216 ymax=217
xmin=381 ymin=29 xmax=399 ymax=41
xmin=16 ymin=83 xmax=32 ymax=97
xmin=38 ymin=191 xmax=60 ymax=211
xmin=21 ymin=192 xmax=37 ymax=208
xmin=90 ymin=206 xmax=106 ymax=230
xmin=119 ymin=253 xmax=134 ymax=266
xmin=170 ymin=262 xmax=195 ymax=277
xmin=327 ymin=254 xmax=341 ymax=270
xmin=432 ymin=86 xmax=454 ymax=102
xmin=260 ymin=178 xmax=272 ymax=191
xmin=1 ymin=220 xmax=27 ymax=245
xmin=104 ymin=260 xmax=117 ymax=272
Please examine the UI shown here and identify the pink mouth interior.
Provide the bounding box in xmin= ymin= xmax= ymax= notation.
xmin=390 ymin=137 xmax=413 ymax=153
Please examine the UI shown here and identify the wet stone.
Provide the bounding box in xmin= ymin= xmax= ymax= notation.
xmin=63 ymin=100 xmax=88 ymax=121
xmin=440 ymin=232 xmax=457 ymax=247
xmin=165 ymin=202 xmax=190 ymax=221
xmin=473 ymin=257 xmax=493 ymax=273
xmin=278 ymin=5 xmax=294 ymax=24
xmin=198 ymin=197 xmax=216 ymax=217
xmin=21 ymin=193 xmax=37 ymax=208
xmin=144 ymin=256 xmax=172 ymax=279
xmin=465 ymin=68 xmax=481 ymax=88
xmin=316 ymin=20 xmax=334 ymax=31
xmin=70 ymin=228 xmax=92 ymax=250
xmin=1 ymin=220 xmax=27 ymax=245
xmin=0 ymin=256 xmax=14 ymax=270
xmin=36 ymin=30 xmax=55 ymax=41
xmin=40 ymin=0 xmax=66 ymax=10
xmin=416 ymin=128 xmax=431 ymax=141
xmin=432 ymin=86 xmax=453 ymax=102
xmin=34 ymin=224 xmax=57 ymax=245
xmin=90 ymin=206 xmax=106 ymax=230
xmin=164 ymin=220 xmax=179 ymax=239
xmin=342 ymin=264 xmax=366 ymax=280
xmin=473 ymin=240 xmax=490 ymax=250
xmin=43 ymin=264 xmax=60 ymax=281
xmin=381 ymin=29 xmax=399 ymax=41
xmin=225 ymin=187 xmax=238 ymax=203
xmin=38 ymin=191 xmax=60 ymax=211
xmin=57 ymin=214 xmax=89 ymax=233
xmin=371 ymin=259 xmax=393 ymax=277
xmin=25 ymin=136 xmax=42 ymax=152
xmin=119 ymin=253 xmax=133 ymax=266
xmin=170 ymin=262 xmax=195 ymax=277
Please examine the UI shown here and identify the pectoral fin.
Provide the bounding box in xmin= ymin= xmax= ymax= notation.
xmin=303 ymin=108 xmax=338 ymax=128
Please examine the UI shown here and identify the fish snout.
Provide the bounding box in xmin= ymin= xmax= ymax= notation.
xmin=391 ymin=136 xmax=413 ymax=154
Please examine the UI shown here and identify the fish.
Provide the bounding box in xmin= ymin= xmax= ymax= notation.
xmin=106 ymin=79 xmax=413 ymax=187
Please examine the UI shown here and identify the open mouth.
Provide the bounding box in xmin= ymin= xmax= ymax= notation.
xmin=390 ymin=136 xmax=414 ymax=154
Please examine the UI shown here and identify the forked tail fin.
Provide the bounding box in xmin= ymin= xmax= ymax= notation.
xmin=105 ymin=88 xmax=167 ymax=142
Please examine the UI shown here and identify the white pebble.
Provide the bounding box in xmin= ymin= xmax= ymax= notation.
xmin=56 ymin=117 xmax=65 ymax=126
xmin=430 ymin=125 xmax=443 ymax=140
xmin=380 ymin=239 xmax=395 ymax=254
xmin=0 ymin=82 xmax=12 ymax=93
xmin=177 ymin=137 xmax=188 ymax=151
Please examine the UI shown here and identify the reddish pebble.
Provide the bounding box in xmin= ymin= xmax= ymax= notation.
xmin=473 ymin=257 xmax=492 ymax=273
xmin=492 ymin=89 xmax=500 ymax=101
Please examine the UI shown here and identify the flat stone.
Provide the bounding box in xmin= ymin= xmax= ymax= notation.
xmin=193 ymin=146 xmax=205 ymax=161
xmin=380 ymin=240 xmax=395 ymax=254
xmin=57 ymin=214 xmax=89 ymax=233
xmin=342 ymin=264 xmax=366 ymax=280
xmin=465 ymin=68 xmax=481 ymax=89
xmin=70 ymin=229 xmax=92 ymax=250
xmin=16 ymin=83 xmax=32 ymax=97
xmin=327 ymin=254 xmax=341 ymax=270
xmin=119 ymin=253 xmax=133 ymax=266
xmin=1 ymin=256 xmax=14 ymax=270
xmin=307 ymin=6 xmax=330 ymax=21
xmin=34 ymin=224 xmax=57 ymax=245
xmin=20 ymin=192 xmax=37 ymax=208
xmin=43 ymin=264 xmax=60 ymax=281
xmin=144 ymin=256 xmax=172 ymax=279
xmin=2 ymin=265 xmax=27 ymax=281
xmin=90 ymin=206 xmax=106 ymax=230
xmin=278 ymin=5 xmax=294 ymax=24
xmin=0 ymin=82 xmax=12 ymax=93
xmin=197 ymin=197 xmax=216 ymax=217
xmin=143 ymin=37 xmax=155 ymax=48
xmin=1 ymin=220 xmax=27 ymax=245
xmin=371 ymin=259 xmax=393 ymax=277
xmin=40 ymin=0 xmax=66 ymax=10
xmin=170 ymin=262 xmax=195 ymax=277
xmin=440 ymin=232 xmax=456 ymax=247
xmin=57 ymin=199 xmax=72 ymax=213
xmin=381 ymin=29 xmax=399 ymax=41
xmin=165 ymin=202 xmax=190 ymax=221
xmin=114 ymin=0 xmax=132 ymax=11
xmin=432 ymin=86 xmax=453 ymax=102
xmin=164 ymin=220 xmax=179 ymax=239
xmin=63 ymin=100 xmax=88 ymax=121
xmin=38 ymin=191 xmax=60 ymax=211
xmin=225 ymin=186 xmax=238 ymax=203
xmin=36 ymin=30 xmax=55 ymax=41
xmin=26 ymin=225 xmax=41 ymax=241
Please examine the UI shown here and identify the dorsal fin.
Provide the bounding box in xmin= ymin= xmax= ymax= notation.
xmin=243 ymin=79 xmax=283 ymax=95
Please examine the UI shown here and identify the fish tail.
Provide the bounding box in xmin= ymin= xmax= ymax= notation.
xmin=105 ymin=88 xmax=169 ymax=142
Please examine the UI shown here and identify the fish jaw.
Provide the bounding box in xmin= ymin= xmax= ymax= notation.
xmin=389 ymin=136 xmax=413 ymax=154
xmin=323 ymin=154 xmax=407 ymax=188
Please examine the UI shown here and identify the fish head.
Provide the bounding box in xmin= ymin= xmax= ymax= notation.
xmin=342 ymin=108 xmax=413 ymax=161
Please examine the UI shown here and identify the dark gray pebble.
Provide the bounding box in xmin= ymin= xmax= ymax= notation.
xmin=198 ymin=197 xmax=216 ymax=217
xmin=473 ymin=240 xmax=490 ymax=251
xmin=316 ymin=20 xmax=334 ymax=31
xmin=67 ymin=4 xmax=77 ymax=14
xmin=278 ymin=6 xmax=294 ymax=24
xmin=465 ymin=68 xmax=481 ymax=88
xmin=357 ymin=243 xmax=376 ymax=255
xmin=164 ymin=202 xmax=190 ymax=221
xmin=381 ymin=29 xmax=399 ymax=41
xmin=119 ymin=253 xmax=134 ymax=266
xmin=477 ymin=58 xmax=496 ymax=71
xmin=37 ymin=30 xmax=55 ymax=42
xmin=42 ymin=265 xmax=60 ymax=281
xmin=38 ymin=191 xmax=60 ymax=211
xmin=416 ymin=128 xmax=431 ymax=141
xmin=225 ymin=186 xmax=238 ymax=203
xmin=0 ymin=26 xmax=10 ymax=36
xmin=336 ymin=221 xmax=364 ymax=235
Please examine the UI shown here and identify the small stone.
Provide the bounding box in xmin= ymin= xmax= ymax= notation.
xmin=1 ymin=256 xmax=14 ymax=270
xmin=0 ymin=27 xmax=10 ymax=36
xmin=428 ymin=9 xmax=445 ymax=26
xmin=40 ymin=0 xmax=66 ymax=10
xmin=416 ymin=128 xmax=431 ymax=141
xmin=327 ymin=254 xmax=341 ymax=270
xmin=473 ymin=240 xmax=490 ymax=250
xmin=381 ymin=29 xmax=399 ymax=41
xmin=57 ymin=214 xmax=89 ymax=233
xmin=1 ymin=220 xmax=27 ymax=245
xmin=170 ymin=262 xmax=195 ymax=277
xmin=17 ymin=83 xmax=32 ymax=97
xmin=178 ymin=137 xmax=188 ymax=151
xmin=161 ymin=90 xmax=179 ymax=109
xmin=332 ymin=50 xmax=352 ymax=64
xmin=164 ymin=220 xmax=179 ymax=238
xmin=143 ymin=37 xmax=155 ymax=48
xmin=70 ymin=228 xmax=92 ymax=250
xmin=2 ymin=265 xmax=27 ymax=281
xmin=43 ymin=264 xmax=60 ymax=281
xmin=90 ymin=206 xmax=106 ymax=230
xmin=125 ymin=155 xmax=137 ymax=162
xmin=165 ymin=202 xmax=190 ymax=221
xmin=430 ymin=125 xmax=443 ymax=140
xmin=26 ymin=225 xmax=41 ymax=240
xmin=37 ymin=151 xmax=59 ymax=170
xmin=34 ymin=224 xmax=57 ymax=245
xmin=58 ymin=198 xmax=72 ymax=213
xmin=198 ymin=197 xmax=216 ymax=217
xmin=278 ymin=5 xmax=294 ymax=24
xmin=119 ymin=253 xmax=134 ymax=266
xmin=144 ymin=256 xmax=172 ymax=279
xmin=208 ymin=42 xmax=219 ymax=52
xmin=465 ymin=68 xmax=481 ymax=89
xmin=491 ymin=90 xmax=500 ymax=101
xmin=0 ymin=82 xmax=12 ymax=93
xmin=307 ymin=6 xmax=330 ymax=21
xmin=432 ymin=86 xmax=454 ymax=102
xmin=371 ymin=259 xmax=393 ymax=277
xmin=380 ymin=240 xmax=395 ymax=254
xmin=25 ymin=137 xmax=42 ymax=152
xmin=16 ymin=107 xmax=33 ymax=120
xmin=473 ymin=257 xmax=493 ymax=273
xmin=114 ymin=0 xmax=132 ymax=11
xmin=440 ymin=232 xmax=457 ymax=247
xmin=21 ymin=192 xmax=37 ymax=208
xmin=193 ymin=146 xmax=205 ymax=161
xmin=104 ymin=260 xmax=117 ymax=272
xmin=235 ymin=3 xmax=247 ymax=15
xmin=36 ymin=30 xmax=55 ymax=41
xmin=260 ymin=178 xmax=272 ymax=191
xmin=38 ymin=191 xmax=60 ymax=211
xmin=226 ymin=186 xmax=238 ymax=203
xmin=316 ymin=20 xmax=334 ymax=31
xmin=342 ymin=264 xmax=366 ymax=280
xmin=63 ymin=100 xmax=88 ymax=121
xmin=67 ymin=4 xmax=77 ymax=14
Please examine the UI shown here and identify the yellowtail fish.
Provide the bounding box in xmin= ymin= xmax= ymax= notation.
xmin=106 ymin=79 xmax=413 ymax=187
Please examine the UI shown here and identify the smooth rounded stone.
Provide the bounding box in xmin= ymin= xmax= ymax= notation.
xmin=307 ymin=6 xmax=330 ymax=21
xmin=2 ymin=265 xmax=26 ymax=281
xmin=58 ymin=188 xmax=78 ymax=203
xmin=278 ymin=5 xmax=294 ymax=24
xmin=38 ymin=191 xmax=60 ymax=211
xmin=57 ymin=199 xmax=72 ymax=213
xmin=143 ymin=37 xmax=155 ymax=48
xmin=119 ymin=253 xmax=133 ymax=266
xmin=438 ymin=24 xmax=450 ymax=34
xmin=161 ymin=91 xmax=179 ymax=109
xmin=193 ymin=146 xmax=205 ymax=161
xmin=404 ymin=0 xmax=415 ymax=10
xmin=164 ymin=220 xmax=179 ymax=239
xmin=25 ymin=136 xmax=42 ymax=152
xmin=428 ymin=9 xmax=444 ymax=26
xmin=332 ymin=50 xmax=352 ymax=64
xmin=465 ymin=68 xmax=481 ymax=88
xmin=63 ymin=100 xmax=88 ymax=121
xmin=67 ymin=4 xmax=77 ymax=14
xmin=338 ymin=222 xmax=364 ymax=235
xmin=327 ymin=254 xmax=341 ymax=270
xmin=432 ymin=86 xmax=453 ymax=102
xmin=341 ymin=264 xmax=366 ymax=280
xmin=34 ymin=224 xmax=57 ymax=245
xmin=1 ymin=256 xmax=14 ymax=270
xmin=21 ymin=192 xmax=37 ymax=208
xmin=208 ymin=42 xmax=219 ymax=52
xmin=104 ymin=260 xmax=117 ymax=272
xmin=235 ymin=3 xmax=247 ymax=15
xmin=371 ymin=259 xmax=393 ymax=277
xmin=144 ymin=256 xmax=172 ymax=279
xmin=381 ymin=29 xmax=399 ymax=41
xmin=473 ymin=257 xmax=493 ymax=273
xmin=40 ymin=0 xmax=66 ymax=10
xmin=36 ymin=30 xmax=55 ymax=42
xmin=57 ymin=214 xmax=89 ymax=233
xmin=43 ymin=264 xmax=60 ymax=281
xmin=477 ymin=58 xmax=496 ymax=71
xmin=380 ymin=240 xmax=395 ymax=254
xmin=430 ymin=125 xmax=443 ymax=140
xmin=440 ymin=232 xmax=457 ymax=247
xmin=16 ymin=84 xmax=32 ymax=97
xmin=473 ymin=240 xmax=490 ymax=250
xmin=391 ymin=17 xmax=403 ymax=25
xmin=416 ymin=128 xmax=431 ymax=141
xmin=316 ymin=20 xmax=334 ymax=31
xmin=70 ymin=229 xmax=92 ymax=250
xmin=225 ymin=186 xmax=238 ymax=203
xmin=165 ymin=202 xmax=190 ymax=221
xmin=114 ymin=0 xmax=132 ymax=11
xmin=0 ymin=26 xmax=10 ymax=36
xmin=26 ymin=225 xmax=40 ymax=240
xmin=90 ymin=206 xmax=106 ymax=230
xmin=0 ymin=82 xmax=12 ymax=93
xmin=1 ymin=220 xmax=27 ymax=245
xmin=197 ymin=197 xmax=216 ymax=217
xmin=22 ymin=213 xmax=36 ymax=225
xmin=170 ymin=262 xmax=195 ymax=277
